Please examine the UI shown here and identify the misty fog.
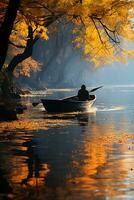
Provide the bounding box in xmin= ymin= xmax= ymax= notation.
xmin=19 ymin=23 xmax=134 ymax=89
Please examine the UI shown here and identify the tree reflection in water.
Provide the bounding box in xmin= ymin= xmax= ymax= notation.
xmin=0 ymin=167 xmax=13 ymax=199
xmin=0 ymin=110 xmax=134 ymax=199
xmin=19 ymin=141 xmax=42 ymax=186
xmin=12 ymin=139 xmax=50 ymax=187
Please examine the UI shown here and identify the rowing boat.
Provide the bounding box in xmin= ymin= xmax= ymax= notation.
xmin=41 ymin=95 xmax=96 ymax=113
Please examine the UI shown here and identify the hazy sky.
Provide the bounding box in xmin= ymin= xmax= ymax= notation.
xmin=90 ymin=59 xmax=134 ymax=86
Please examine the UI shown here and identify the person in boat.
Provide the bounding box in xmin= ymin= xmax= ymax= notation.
xmin=77 ymin=84 xmax=90 ymax=101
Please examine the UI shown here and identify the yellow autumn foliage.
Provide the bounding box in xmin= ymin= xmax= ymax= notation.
xmin=6 ymin=0 xmax=134 ymax=71
xmin=68 ymin=0 xmax=134 ymax=66
xmin=18 ymin=57 xmax=41 ymax=77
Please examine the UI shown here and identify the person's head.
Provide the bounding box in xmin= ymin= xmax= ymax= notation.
xmin=81 ymin=84 xmax=86 ymax=90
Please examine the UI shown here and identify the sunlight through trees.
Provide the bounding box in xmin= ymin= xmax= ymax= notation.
xmin=0 ymin=0 xmax=134 ymax=75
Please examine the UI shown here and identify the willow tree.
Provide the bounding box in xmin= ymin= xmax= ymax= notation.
xmin=1 ymin=0 xmax=134 ymax=75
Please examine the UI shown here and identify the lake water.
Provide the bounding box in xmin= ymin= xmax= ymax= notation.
xmin=0 ymin=85 xmax=134 ymax=200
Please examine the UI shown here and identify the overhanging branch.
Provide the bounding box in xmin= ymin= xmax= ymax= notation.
xmin=93 ymin=16 xmax=120 ymax=44
xmin=9 ymin=40 xmax=26 ymax=48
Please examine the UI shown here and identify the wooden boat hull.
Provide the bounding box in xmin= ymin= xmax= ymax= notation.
xmin=41 ymin=95 xmax=96 ymax=113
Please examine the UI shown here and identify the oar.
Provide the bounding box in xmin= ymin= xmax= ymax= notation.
xmin=62 ymin=86 xmax=103 ymax=100
xmin=89 ymin=86 xmax=103 ymax=93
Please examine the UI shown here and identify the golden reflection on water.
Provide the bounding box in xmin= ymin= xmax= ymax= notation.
xmin=0 ymin=110 xmax=134 ymax=199
xmin=67 ymin=118 xmax=134 ymax=199
xmin=10 ymin=158 xmax=50 ymax=187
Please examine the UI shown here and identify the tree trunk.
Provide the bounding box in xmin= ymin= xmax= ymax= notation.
xmin=6 ymin=26 xmax=39 ymax=72
xmin=0 ymin=0 xmax=20 ymax=70
xmin=6 ymin=17 xmax=60 ymax=73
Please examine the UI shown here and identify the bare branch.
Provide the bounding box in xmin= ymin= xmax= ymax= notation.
xmin=92 ymin=15 xmax=120 ymax=44
xmin=90 ymin=16 xmax=104 ymax=44
xmin=9 ymin=40 xmax=26 ymax=48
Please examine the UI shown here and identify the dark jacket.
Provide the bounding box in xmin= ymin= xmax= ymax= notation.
xmin=78 ymin=89 xmax=89 ymax=101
